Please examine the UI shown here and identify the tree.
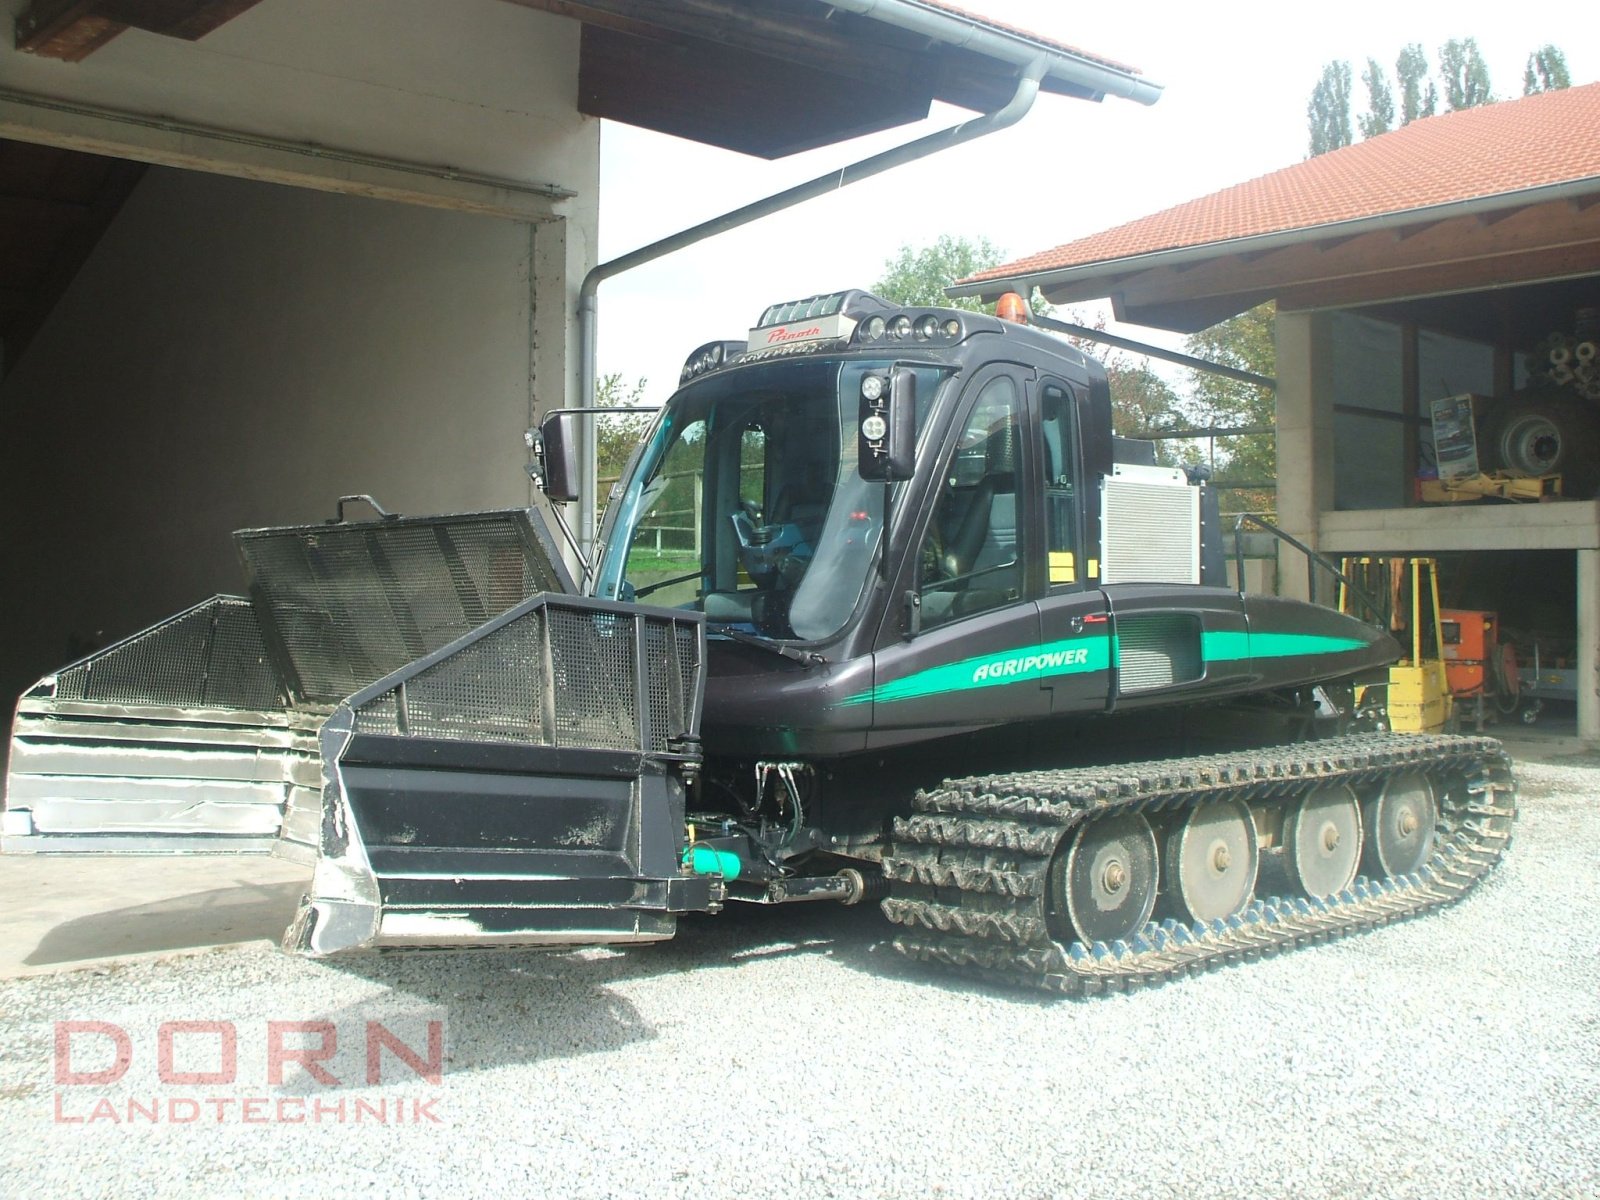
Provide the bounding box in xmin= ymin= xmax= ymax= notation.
xmin=1358 ymin=57 xmax=1395 ymax=139
xmin=1396 ymin=43 xmax=1437 ymax=125
xmin=594 ymin=372 xmax=653 ymax=487
xmin=1523 ymin=45 xmax=1571 ymax=94
xmin=1314 ymin=38 xmax=1568 ymax=157
xmin=1307 ymin=61 xmax=1354 ymax=156
xmin=1050 ymin=308 xmax=1198 ymax=468
xmin=1183 ymin=304 xmax=1278 ymax=516
xmin=1439 ymin=38 xmax=1493 ymax=111
xmin=873 ymin=234 xmax=1003 ymax=312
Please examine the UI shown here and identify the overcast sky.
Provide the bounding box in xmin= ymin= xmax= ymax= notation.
xmin=594 ymin=1 xmax=1594 ymax=402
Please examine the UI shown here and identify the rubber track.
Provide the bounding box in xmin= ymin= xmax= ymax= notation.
xmin=881 ymin=732 xmax=1516 ymax=994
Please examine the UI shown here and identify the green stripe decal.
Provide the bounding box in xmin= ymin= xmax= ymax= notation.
xmin=1204 ymin=631 xmax=1368 ymax=661
xmin=839 ymin=636 xmax=1112 ymax=707
xmin=841 ymin=628 xmax=1368 ymax=708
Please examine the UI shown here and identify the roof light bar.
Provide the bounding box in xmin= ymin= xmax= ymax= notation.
xmin=680 ymin=340 xmax=746 ymax=384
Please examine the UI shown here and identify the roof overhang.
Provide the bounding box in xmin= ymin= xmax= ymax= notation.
xmin=523 ymin=0 xmax=1159 ymax=157
xmin=950 ymin=176 xmax=1600 ymax=334
xmin=16 ymin=0 xmax=1160 ymax=159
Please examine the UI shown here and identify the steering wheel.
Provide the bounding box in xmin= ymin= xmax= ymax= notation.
xmin=731 ymin=512 xmax=812 ymax=586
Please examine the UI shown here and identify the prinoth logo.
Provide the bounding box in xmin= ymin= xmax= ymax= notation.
xmin=766 ymin=324 xmax=822 ymax=344
xmin=971 ymin=647 xmax=1091 ymax=683
xmin=747 ymin=311 xmax=856 ymax=353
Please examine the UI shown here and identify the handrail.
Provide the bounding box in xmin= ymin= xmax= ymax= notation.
xmin=1231 ymin=513 xmax=1385 ymax=625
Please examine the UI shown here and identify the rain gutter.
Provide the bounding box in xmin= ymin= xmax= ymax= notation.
xmin=825 ymin=0 xmax=1162 ymax=106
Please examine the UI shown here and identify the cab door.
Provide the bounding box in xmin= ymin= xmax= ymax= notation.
xmin=865 ymin=367 xmax=1048 ymax=737
xmin=1032 ymin=378 xmax=1114 ymax=717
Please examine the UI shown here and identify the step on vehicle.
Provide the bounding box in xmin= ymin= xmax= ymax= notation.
xmin=5 ymin=290 xmax=1516 ymax=993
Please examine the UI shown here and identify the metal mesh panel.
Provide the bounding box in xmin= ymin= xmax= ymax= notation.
xmin=676 ymin=624 xmax=699 ymax=732
xmin=238 ymin=513 xmax=564 ymax=703
xmin=549 ymin=607 xmax=638 ymax=751
xmin=1117 ymin=613 xmax=1203 ymax=693
xmin=354 ymin=610 xmax=549 ymax=744
xmin=52 ymin=597 xmax=285 ymax=711
xmin=644 ymin=622 xmax=674 ymax=753
xmin=348 ymin=599 xmax=701 ymax=754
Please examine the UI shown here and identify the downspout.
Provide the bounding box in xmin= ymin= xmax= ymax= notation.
xmin=573 ymin=57 xmax=1049 ymax=565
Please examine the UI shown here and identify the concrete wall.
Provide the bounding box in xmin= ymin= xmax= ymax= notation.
xmin=0 ymin=168 xmax=548 ymax=706
xmin=0 ymin=0 xmax=596 ymax=218
xmin=0 ymin=0 xmax=600 ymax=711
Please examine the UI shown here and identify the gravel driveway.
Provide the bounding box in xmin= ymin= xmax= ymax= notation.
xmin=2 ymin=758 xmax=1596 ymax=1200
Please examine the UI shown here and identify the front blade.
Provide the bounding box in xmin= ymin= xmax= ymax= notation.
xmin=285 ymin=593 xmax=716 ymax=955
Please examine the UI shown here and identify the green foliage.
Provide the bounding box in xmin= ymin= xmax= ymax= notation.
xmin=1307 ymin=61 xmax=1354 ymax=156
xmin=594 ymin=373 xmax=653 ymax=486
xmin=1396 ymin=44 xmax=1437 ymax=124
xmin=1523 ymin=45 xmax=1571 ymax=94
xmin=1183 ymin=304 xmax=1278 ymax=515
xmin=1359 ymin=57 xmax=1395 ymax=139
xmin=1107 ymin=366 xmax=1200 ymax=469
xmin=1050 ymin=309 xmax=1198 ymax=468
xmin=873 ymin=235 xmax=1003 ymax=312
xmin=1316 ymin=38 xmax=1567 ymax=157
xmin=1439 ymin=38 xmax=1493 ymax=111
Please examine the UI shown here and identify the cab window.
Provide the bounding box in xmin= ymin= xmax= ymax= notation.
xmin=1040 ymin=382 xmax=1082 ymax=589
xmin=918 ymin=376 xmax=1023 ymax=629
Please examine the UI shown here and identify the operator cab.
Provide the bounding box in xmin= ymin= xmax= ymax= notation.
xmin=587 ymin=291 xmax=971 ymax=644
xmin=539 ymin=289 xmax=1205 ymax=658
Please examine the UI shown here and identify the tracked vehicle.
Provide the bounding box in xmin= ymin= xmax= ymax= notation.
xmin=5 ymin=290 xmax=1515 ymax=993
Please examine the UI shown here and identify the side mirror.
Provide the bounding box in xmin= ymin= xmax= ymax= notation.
xmin=859 ymin=367 xmax=916 ymax=482
xmin=536 ymin=410 xmax=581 ymax=503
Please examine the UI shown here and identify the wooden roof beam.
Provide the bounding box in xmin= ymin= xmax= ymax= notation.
xmin=1108 ymin=200 xmax=1600 ymax=312
xmin=15 ymin=0 xmax=262 ymax=61
xmin=1276 ymin=241 xmax=1600 ymax=311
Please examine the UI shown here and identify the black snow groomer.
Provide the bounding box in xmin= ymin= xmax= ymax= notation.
xmin=7 ymin=287 xmax=1517 ymax=994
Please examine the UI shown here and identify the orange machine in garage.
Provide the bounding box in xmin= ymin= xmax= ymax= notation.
xmin=1440 ymin=607 xmax=1522 ymax=721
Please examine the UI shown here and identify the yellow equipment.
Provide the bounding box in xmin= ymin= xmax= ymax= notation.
xmin=1418 ymin=471 xmax=1561 ymax=504
xmin=1340 ymin=557 xmax=1454 ymax=733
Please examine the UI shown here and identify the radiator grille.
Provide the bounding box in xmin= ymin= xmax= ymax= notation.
xmin=1116 ymin=613 xmax=1203 ymax=692
xmin=1101 ymin=478 xmax=1200 ymax=585
xmin=351 ymin=597 xmax=703 ymax=754
xmin=237 ymin=511 xmax=568 ymax=704
xmin=51 ymin=596 xmax=285 ymax=711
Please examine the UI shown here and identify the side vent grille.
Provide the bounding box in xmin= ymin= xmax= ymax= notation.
xmin=1116 ymin=613 xmax=1202 ymax=693
xmin=1101 ymin=473 xmax=1200 ymax=584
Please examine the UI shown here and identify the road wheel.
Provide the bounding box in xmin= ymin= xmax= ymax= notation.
xmin=1049 ymin=812 xmax=1159 ymax=946
xmin=1161 ymin=800 xmax=1259 ymax=924
xmin=1283 ymin=785 xmax=1362 ymax=900
xmin=1361 ymin=771 xmax=1437 ymax=878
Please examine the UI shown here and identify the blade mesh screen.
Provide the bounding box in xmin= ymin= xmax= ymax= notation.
xmin=238 ymin=513 xmax=562 ymax=703
xmin=351 ymin=600 xmax=700 ymax=754
xmin=53 ymin=597 xmax=284 ymax=711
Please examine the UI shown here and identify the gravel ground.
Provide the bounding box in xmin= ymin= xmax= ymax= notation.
xmin=1 ymin=756 xmax=1597 ymax=1200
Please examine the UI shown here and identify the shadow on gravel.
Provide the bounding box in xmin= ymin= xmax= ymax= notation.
xmin=301 ymin=901 xmax=918 ymax=1081
xmin=23 ymin=880 xmax=305 ymax=967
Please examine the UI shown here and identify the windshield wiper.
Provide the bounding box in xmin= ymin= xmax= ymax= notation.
xmin=707 ymin=624 xmax=825 ymax=665
xmin=633 ymin=570 xmax=703 ymax=599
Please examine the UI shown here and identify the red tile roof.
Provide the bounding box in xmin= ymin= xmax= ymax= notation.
xmin=966 ymin=81 xmax=1600 ymax=286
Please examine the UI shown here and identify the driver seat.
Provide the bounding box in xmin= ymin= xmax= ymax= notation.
xmin=941 ymin=423 xmax=1016 ymax=580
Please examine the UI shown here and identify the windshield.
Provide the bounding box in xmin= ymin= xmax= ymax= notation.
xmin=594 ymin=358 xmax=943 ymax=642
